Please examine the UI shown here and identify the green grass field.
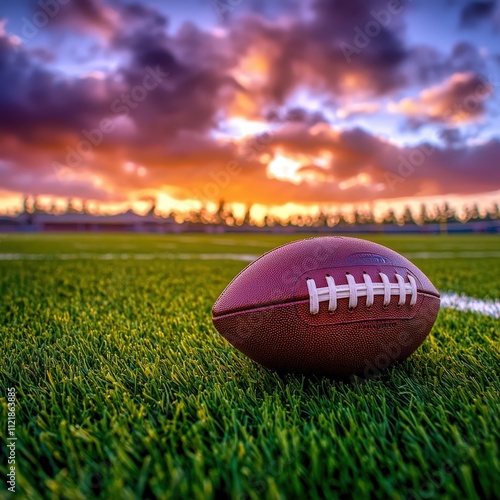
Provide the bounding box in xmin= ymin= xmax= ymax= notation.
xmin=0 ymin=233 xmax=499 ymax=499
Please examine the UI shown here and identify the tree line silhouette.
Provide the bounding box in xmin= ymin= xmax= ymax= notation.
xmin=190 ymin=200 xmax=499 ymax=227
xmin=12 ymin=196 xmax=500 ymax=228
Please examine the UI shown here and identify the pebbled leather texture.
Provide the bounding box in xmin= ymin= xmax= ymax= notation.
xmin=212 ymin=236 xmax=441 ymax=377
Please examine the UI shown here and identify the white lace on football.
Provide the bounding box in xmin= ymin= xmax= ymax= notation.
xmin=306 ymin=273 xmax=418 ymax=315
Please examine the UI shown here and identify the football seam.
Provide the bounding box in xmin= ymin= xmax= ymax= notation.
xmin=212 ymin=290 xmax=440 ymax=319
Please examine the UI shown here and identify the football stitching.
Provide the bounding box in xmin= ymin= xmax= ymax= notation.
xmin=306 ymin=272 xmax=418 ymax=314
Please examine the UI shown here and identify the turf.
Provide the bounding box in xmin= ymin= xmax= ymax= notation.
xmin=0 ymin=233 xmax=498 ymax=499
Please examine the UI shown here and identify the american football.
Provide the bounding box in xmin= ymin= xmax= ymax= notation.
xmin=2 ymin=0 xmax=499 ymax=497
xmin=213 ymin=237 xmax=440 ymax=376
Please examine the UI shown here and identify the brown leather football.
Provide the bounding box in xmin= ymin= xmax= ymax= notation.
xmin=212 ymin=236 xmax=440 ymax=377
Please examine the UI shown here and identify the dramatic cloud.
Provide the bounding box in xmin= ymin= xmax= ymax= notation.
xmin=388 ymin=72 xmax=493 ymax=126
xmin=406 ymin=42 xmax=489 ymax=89
xmin=460 ymin=0 xmax=498 ymax=28
xmin=0 ymin=0 xmax=499 ymax=210
xmin=47 ymin=0 xmax=119 ymax=37
xmin=336 ymin=102 xmax=381 ymax=119
xmin=225 ymin=0 xmax=410 ymax=109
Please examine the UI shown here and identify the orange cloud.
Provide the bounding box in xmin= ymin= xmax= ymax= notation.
xmin=336 ymin=101 xmax=381 ymax=119
xmin=389 ymin=72 xmax=493 ymax=125
xmin=0 ymin=1 xmax=499 ymax=212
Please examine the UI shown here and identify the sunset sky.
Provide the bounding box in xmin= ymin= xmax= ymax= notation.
xmin=0 ymin=0 xmax=499 ymax=218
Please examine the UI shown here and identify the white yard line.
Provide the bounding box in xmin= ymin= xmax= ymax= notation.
xmin=1 ymin=251 xmax=498 ymax=261
xmin=404 ymin=251 xmax=500 ymax=259
xmin=0 ymin=252 xmax=498 ymax=317
xmin=440 ymin=292 xmax=500 ymax=319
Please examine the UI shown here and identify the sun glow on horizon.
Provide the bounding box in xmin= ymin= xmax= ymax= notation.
xmin=267 ymin=153 xmax=304 ymax=184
